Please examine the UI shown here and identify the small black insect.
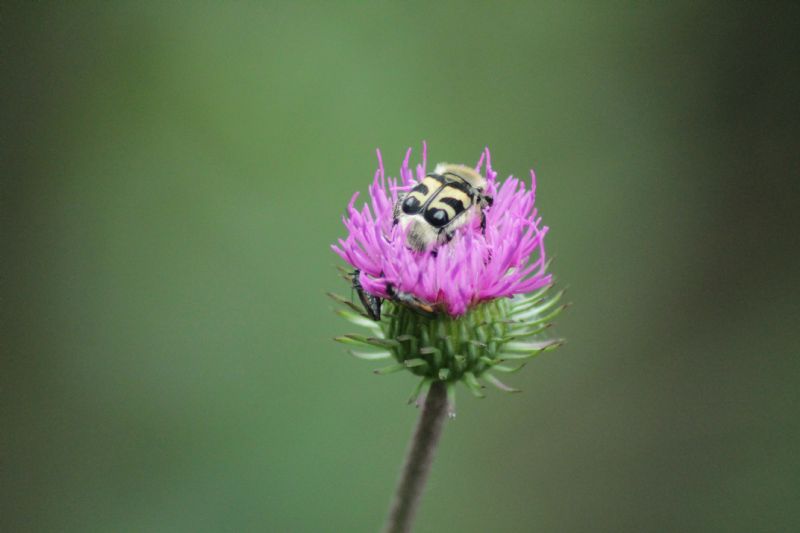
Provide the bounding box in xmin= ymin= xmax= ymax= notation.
xmin=351 ymin=269 xmax=382 ymax=321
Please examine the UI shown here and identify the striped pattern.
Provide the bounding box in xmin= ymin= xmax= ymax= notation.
xmin=399 ymin=174 xmax=475 ymax=229
xmin=423 ymin=181 xmax=472 ymax=228
xmin=401 ymin=174 xmax=446 ymax=215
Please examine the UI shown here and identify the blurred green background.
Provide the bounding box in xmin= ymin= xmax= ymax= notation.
xmin=3 ymin=2 xmax=799 ymax=532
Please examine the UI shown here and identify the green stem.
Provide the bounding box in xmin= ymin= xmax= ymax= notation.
xmin=383 ymin=381 xmax=448 ymax=533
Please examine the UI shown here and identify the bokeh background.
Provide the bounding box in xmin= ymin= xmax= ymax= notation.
xmin=3 ymin=2 xmax=799 ymax=532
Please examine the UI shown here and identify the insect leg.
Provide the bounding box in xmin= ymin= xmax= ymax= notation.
xmin=387 ymin=283 xmax=436 ymax=317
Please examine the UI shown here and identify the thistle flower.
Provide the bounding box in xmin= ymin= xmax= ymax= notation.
xmin=330 ymin=144 xmax=566 ymax=404
xmin=331 ymin=145 xmax=567 ymax=532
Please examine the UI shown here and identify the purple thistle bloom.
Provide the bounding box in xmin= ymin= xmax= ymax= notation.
xmin=332 ymin=144 xmax=552 ymax=316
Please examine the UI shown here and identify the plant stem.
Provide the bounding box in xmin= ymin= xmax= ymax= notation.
xmin=383 ymin=381 xmax=448 ymax=533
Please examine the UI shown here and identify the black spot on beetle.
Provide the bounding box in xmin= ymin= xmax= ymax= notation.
xmin=402 ymin=196 xmax=422 ymax=214
xmin=424 ymin=208 xmax=449 ymax=228
xmin=439 ymin=196 xmax=466 ymax=215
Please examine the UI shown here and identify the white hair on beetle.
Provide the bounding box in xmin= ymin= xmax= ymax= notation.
xmin=433 ymin=163 xmax=487 ymax=190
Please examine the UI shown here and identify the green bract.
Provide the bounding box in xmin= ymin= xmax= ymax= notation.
xmin=330 ymin=281 xmax=567 ymax=407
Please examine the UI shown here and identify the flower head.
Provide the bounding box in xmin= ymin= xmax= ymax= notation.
xmin=333 ymin=144 xmax=551 ymax=316
xmin=330 ymin=145 xmax=566 ymax=403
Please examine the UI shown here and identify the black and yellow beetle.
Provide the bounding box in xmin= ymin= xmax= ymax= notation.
xmin=352 ymin=163 xmax=493 ymax=320
xmin=393 ymin=163 xmax=492 ymax=252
